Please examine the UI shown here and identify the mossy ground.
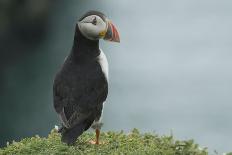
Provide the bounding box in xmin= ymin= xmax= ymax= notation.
xmin=0 ymin=128 xmax=210 ymax=155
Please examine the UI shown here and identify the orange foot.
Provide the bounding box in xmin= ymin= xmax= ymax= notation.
xmin=89 ymin=140 xmax=105 ymax=145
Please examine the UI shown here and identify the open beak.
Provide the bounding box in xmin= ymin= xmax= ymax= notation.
xmin=103 ymin=21 xmax=120 ymax=43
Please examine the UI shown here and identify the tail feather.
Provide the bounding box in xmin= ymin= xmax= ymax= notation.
xmin=61 ymin=123 xmax=85 ymax=145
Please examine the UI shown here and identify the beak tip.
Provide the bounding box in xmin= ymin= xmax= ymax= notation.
xmin=115 ymin=37 xmax=120 ymax=43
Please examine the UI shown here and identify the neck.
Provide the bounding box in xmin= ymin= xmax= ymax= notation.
xmin=71 ymin=25 xmax=100 ymax=61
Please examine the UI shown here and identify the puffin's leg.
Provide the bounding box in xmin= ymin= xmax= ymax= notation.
xmin=95 ymin=128 xmax=100 ymax=145
xmin=89 ymin=121 xmax=103 ymax=145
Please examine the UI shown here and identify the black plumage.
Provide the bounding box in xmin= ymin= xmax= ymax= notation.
xmin=53 ymin=13 xmax=108 ymax=145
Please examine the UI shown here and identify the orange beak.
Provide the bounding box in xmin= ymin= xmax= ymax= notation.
xmin=103 ymin=21 xmax=120 ymax=43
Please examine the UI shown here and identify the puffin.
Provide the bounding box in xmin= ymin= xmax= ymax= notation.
xmin=53 ymin=10 xmax=120 ymax=145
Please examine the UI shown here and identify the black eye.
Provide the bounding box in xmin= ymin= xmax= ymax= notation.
xmin=92 ymin=17 xmax=97 ymax=25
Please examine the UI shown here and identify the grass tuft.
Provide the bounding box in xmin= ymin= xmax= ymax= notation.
xmin=0 ymin=128 xmax=210 ymax=155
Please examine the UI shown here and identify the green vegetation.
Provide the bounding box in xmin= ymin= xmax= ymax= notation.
xmin=0 ymin=128 xmax=210 ymax=155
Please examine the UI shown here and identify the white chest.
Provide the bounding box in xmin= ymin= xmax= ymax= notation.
xmin=97 ymin=49 xmax=109 ymax=81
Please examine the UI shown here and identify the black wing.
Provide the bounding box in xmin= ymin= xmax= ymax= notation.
xmin=53 ymin=60 xmax=108 ymax=128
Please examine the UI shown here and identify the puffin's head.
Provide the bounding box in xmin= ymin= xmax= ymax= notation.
xmin=77 ymin=11 xmax=120 ymax=42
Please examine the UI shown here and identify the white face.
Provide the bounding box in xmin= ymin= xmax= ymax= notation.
xmin=78 ymin=15 xmax=107 ymax=40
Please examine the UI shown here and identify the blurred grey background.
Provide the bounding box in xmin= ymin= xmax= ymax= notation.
xmin=0 ymin=0 xmax=232 ymax=153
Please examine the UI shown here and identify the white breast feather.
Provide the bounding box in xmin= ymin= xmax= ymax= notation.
xmin=97 ymin=49 xmax=109 ymax=81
